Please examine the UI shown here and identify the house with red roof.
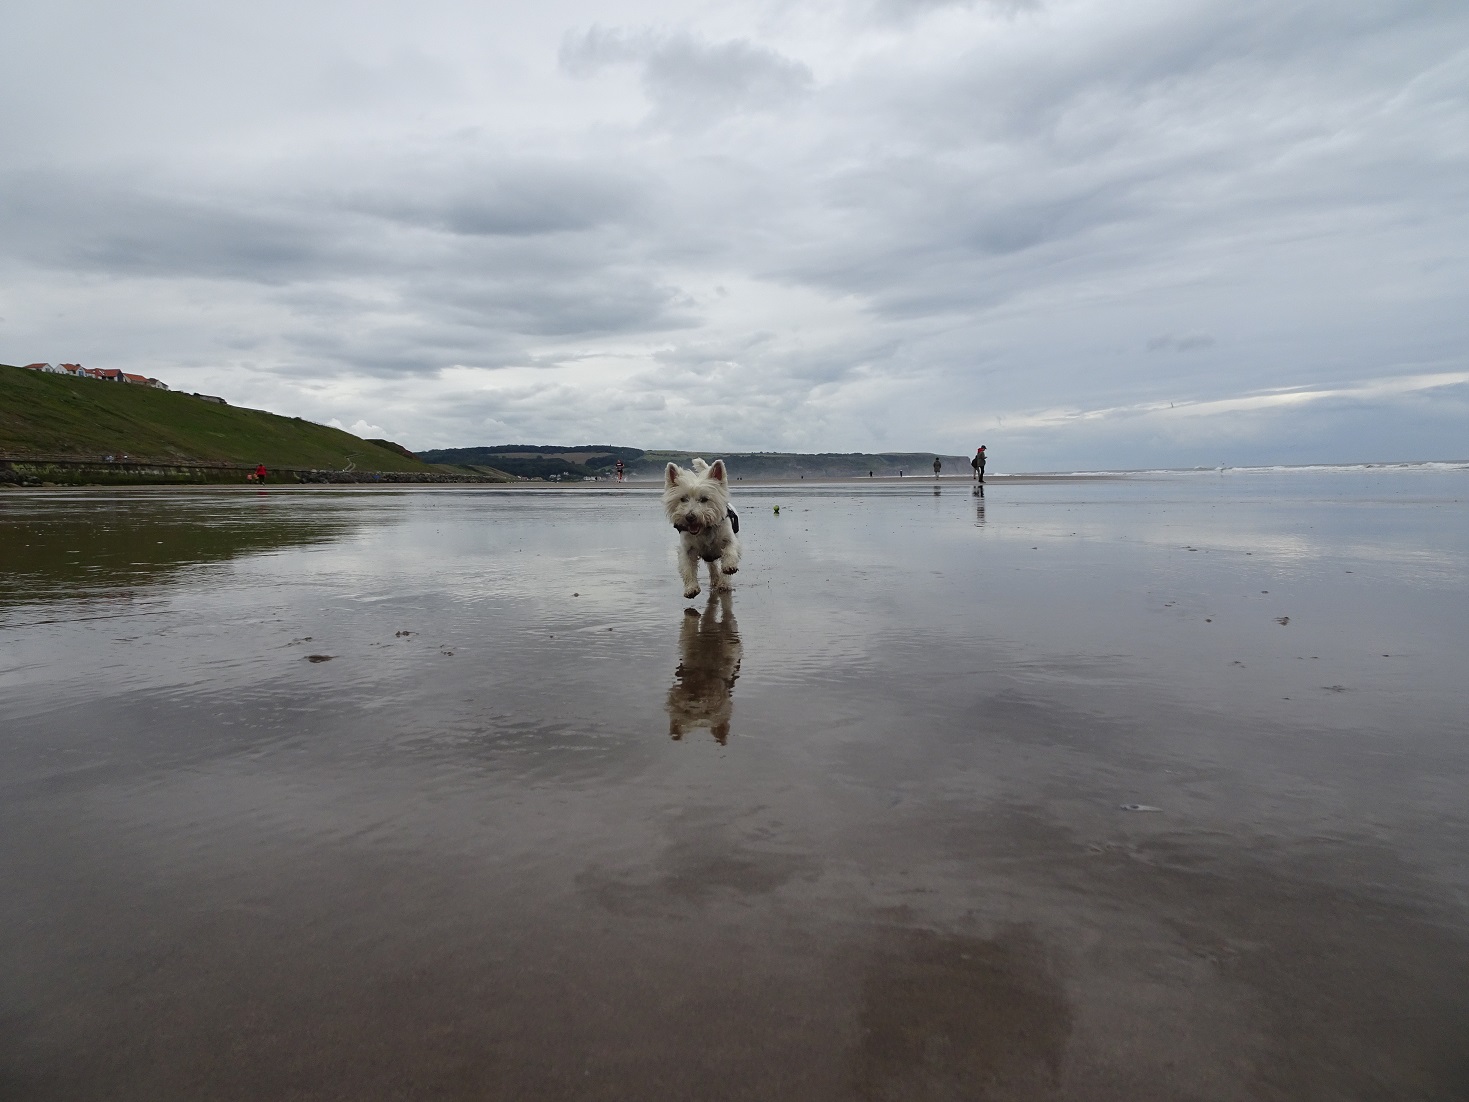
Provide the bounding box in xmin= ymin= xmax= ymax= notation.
xmin=20 ymin=360 xmax=169 ymax=388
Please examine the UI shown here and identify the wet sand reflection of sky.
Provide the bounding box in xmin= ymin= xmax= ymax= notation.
xmin=1 ymin=471 xmax=1467 ymax=1101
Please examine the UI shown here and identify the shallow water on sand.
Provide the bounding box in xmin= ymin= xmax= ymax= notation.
xmin=3 ymin=471 xmax=1468 ymax=1101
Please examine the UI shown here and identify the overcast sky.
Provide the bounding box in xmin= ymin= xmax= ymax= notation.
xmin=3 ymin=0 xmax=1465 ymax=469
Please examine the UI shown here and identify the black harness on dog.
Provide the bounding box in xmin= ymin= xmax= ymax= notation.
xmin=696 ymin=507 xmax=741 ymax=562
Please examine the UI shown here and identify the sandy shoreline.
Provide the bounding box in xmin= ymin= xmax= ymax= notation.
xmin=1 ymin=471 xmax=1126 ymax=492
xmin=3 ymin=470 xmax=1466 ymax=1100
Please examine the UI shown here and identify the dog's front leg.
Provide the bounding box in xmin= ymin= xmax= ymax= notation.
xmin=719 ymin=536 xmax=741 ymax=577
xmin=678 ymin=543 xmax=701 ymax=599
xmin=708 ymin=558 xmax=729 ymax=592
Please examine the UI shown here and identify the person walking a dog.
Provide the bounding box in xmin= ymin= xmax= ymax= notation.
xmin=971 ymin=446 xmax=986 ymax=483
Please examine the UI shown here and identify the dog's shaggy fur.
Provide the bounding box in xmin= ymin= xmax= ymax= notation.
xmin=666 ymin=591 xmax=743 ymax=744
xmin=663 ymin=458 xmax=741 ymax=599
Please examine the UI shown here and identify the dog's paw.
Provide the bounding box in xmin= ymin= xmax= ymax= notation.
xmin=721 ymin=564 xmax=739 ymax=575
xmin=683 ymin=585 xmax=702 ymax=599
xmin=712 ymin=578 xmax=732 ymax=591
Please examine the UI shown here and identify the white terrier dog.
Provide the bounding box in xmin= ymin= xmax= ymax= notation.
xmin=663 ymin=458 xmax=741 ymax=599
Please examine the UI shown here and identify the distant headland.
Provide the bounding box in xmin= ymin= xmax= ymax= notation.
xmin=418 ymin=445 xmax=973 ymax=482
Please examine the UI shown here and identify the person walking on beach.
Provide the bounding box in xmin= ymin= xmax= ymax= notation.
xmin=933 ymin=457 xmax=942 ymax=479
xmin=254 ymin=463 xmax=268 ymax=484
xmin=615 ymin=457 xmax=624 ymax=483
xmin=971 ymin=446 xmax=986 ymax=484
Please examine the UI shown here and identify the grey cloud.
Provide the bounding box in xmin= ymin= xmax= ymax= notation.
xmin=0 ymin=173 xmax=353 ymax=284
xmin=769 ymin=159 xmax=1148 ymax=322
xmin=0 ymin=152 xmax=695 ymax=378
xmin=641 ymin=35 xmax=813 ymax=119
xmin=558 ymin=25 xmax=647 ymax=76
xmin=348 ymin=160 xmax=647 ymax=238
xmin=1148 ymin=334 xmax=1216 ymax=353
xmin=849 ymin=1 xmax=1436 ymax=165
xmin=753 ymin=3 xmax=1469 ymax=341
xmin=561 ymin=27 xmax=813 ymax=126
xmin=5 ymin=0 xmax=1468 ymax=467
xmin=426 ymin=273 xmax=700 ymax=339
xmin=261 ymin=265 xmax=698 ymax=378
xmin=644 ymin=330 xmax=913 ymax=422
xmin=865 ymin=0 xmax=1041 ymax=26
xmin=269 ymin=320 xmax=523 ymax=379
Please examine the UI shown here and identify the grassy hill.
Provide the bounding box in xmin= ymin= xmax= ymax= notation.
xmin=1 ymin=363 xmax=437 ymax=472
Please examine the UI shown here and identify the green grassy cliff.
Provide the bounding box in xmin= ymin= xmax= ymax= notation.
xmin=0 ymin=364 xmax=434 ymax=472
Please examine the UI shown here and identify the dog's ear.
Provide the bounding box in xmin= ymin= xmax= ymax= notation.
xmin=708 ymin=459 xmax=727 ymax=484
xmin=665 ymin=462 xmax=681 ymax=487
xmin=691 ymin=458 xmax=709 ymax=473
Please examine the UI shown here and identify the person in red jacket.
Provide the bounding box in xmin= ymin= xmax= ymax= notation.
xmin=254 ymin=463 xmax=268 ymax=484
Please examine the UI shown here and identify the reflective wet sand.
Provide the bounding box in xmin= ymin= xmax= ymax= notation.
xmin=3 ymin=472 xmax=1467 ymax=1100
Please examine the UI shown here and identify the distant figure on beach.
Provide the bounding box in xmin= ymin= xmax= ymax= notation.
xmin=971 ymin=446 xmax=986 ymax=484
xmin=869 ymin=470 xmax=873 ymax=477
xmin=254 ymin=463 xmax=268 ymax=484
xmin=933 ymin=457 xmax=941 ymax=479
xmin=615 ymin=457 xmax=624 ymax=483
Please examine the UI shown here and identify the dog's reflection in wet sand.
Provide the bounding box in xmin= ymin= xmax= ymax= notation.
xmin=666 ymin=591 xmax=743 ymax=745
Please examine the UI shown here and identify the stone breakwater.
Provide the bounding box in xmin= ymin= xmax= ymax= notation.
xmin=0 ymin=457 xmax=500 ymax=487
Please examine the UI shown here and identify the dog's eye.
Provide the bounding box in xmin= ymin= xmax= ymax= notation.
xmin=699 ymin=495 xmax=708 ymax=502
xmin=681 ymin=494 xmax=690 ymax=502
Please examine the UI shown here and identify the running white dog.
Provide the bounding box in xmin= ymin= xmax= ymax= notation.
xmin=663 ymin=458 xmax=741 ymax=599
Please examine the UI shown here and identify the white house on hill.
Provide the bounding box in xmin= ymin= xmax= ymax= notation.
xmin=21 ymin=361 xmax=169 ymax=388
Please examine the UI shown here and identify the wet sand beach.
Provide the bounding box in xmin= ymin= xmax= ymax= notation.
xmin=2 ymin=469 xmax=1467 ymax=1100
